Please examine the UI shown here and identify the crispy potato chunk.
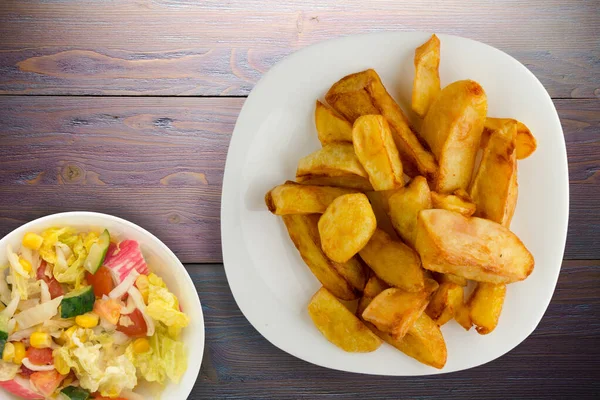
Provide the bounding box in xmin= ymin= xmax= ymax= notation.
xmin=332 ymin=256 xmax=368 ymax=292
xmin=325 ymin=69 xmax=437 ymax=178
xmin=318 ymin=193 xmax=377 ymax=263
xmin=297 ymin=142 xmax=367 ymax=178
xmin=431 ymin=190 xmax=476 ymax=217
xmin=298 ymin=175 xmax=373 ymax=191
xmin=454 ymin=301 xmax=473 ymax=331
xmin=412 ymin=34 xmax=441 ymax=117
xmin=353 ymin=115 xmax=404 ymax=190
xmin=482 ymin=118 xmax=537 ymax=160
xmin=265 ymin=182 xmax=356 ymax=215
xmin=359 ymin=229 xmax=424 ymax=292
xmin=362 ymin=288 xmax=430 ymax=340
xmin=425 ymin=282 xmax=463 ymax=326
xmin=315 ymin=100 xmax=353 ymax=144
xmin=415 ymin=209 xmax=534 ymax=284
xmin=468 ymin=282 xmax=506 ymax=334
xmin=470 ymin=118 xmax=518 ymax=227
xmin=421 ymin=80 xmax=487 ymax=193
xmin=308 ymin=287 xmax=382 ymax=352
xmin=363 ymin=275 xmax=390 ymax=298
xmin=282 ymin=214 xmax=358 ymax=300
xmin=365 ymin=191 xmax=397 ymax=238
xmin=433 ymin=272 xmax=468 ymax=287
xmin=386 ymin=176 xmax=431 ymax=248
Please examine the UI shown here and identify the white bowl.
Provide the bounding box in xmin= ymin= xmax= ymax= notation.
xmin=221 ymin=32 xmax=569 ymax=375
xmin=0 ymin=211 xmax=204 ymax=399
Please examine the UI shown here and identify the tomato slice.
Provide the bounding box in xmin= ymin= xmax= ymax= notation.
xmin=30 ymin=370 xmax=65 ymax=397
xmin=36 ymin=261 xmax=64 ymax=299
xmin=117 ymin=309 xmax=147 ymax=338
xmin=86 ymin=266 xmax=115 ymax=298
xmin=93 ymin=298 xmax=121 ymax=325
xmin=26 ymin=347 xmax=53 ymax=366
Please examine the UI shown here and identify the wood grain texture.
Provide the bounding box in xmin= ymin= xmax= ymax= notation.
xmin=0 ymin=0 xmax=598 ymax=97
xmin=190 ymin=261 xmax=599 ymax=399
xmin=0 ymin=96 xmax=598 ymax=262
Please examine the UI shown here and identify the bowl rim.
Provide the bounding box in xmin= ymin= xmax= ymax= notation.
xmin=0 ymin=210 xmax=205 ymax=398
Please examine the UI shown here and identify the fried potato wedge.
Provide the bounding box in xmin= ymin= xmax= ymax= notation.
xmin=359 ymin=229 xmax=424 ymax=292
xmin=433 ymin=272 xmax=468 ymax=287
xmin=363 ymin=275 xmax=390 ymax=298
xmin=325 ymin=69 xmax=437 ymax=178
xmin=386 ymin=176 xmax=431 ymax=248
xmin=315 ymin=100 xmax=353 ymax=144
xmin=282 ymin=214 xmax=358 ymax=300
xmin=308 ymin=287 xmax=382 ymax=352
xmin=353 ymin=115 xmax=404 ymax=190
xmin=318 ymin=193 xmax=377 ymax=263
xmin=297 ymin=142 xmax=367 ymax=178
xmin=421 ymin=80 xmax=487 ymax=193
xmin=431 ymin=191 xmax=476 ymax=217
xmin=412 ymin=34 xmax=441 ymax=117
xmin=482 ymin=118 xmax=537 ymax=160
xmin=365 ymin=191 xmax=397 ymax=238
xmin=265 ymin=182 xmax=356 ymax=215
xmin=468 ymin=282 xmax=506 ymax=335
xmin=470 ymin=118 xmax=518 ymax=227
xmin=362 ymin=288 xmax=430 ymax=340
xmin=454 ymin=301 xmax=473 ymax=331
xmin=425 ymin=282 xmax=463 ymax=326
xmin=332 ymin=256 xmax=368 ymax=292
xmin=415 ymin=209 xmax=534 ymax=283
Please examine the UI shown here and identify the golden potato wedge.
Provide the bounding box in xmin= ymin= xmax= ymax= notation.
xmin=373 ymin=313 xmax=447 ymax=369
xmin=265 ymin=182 xmax=356 ymax=215
xmin=308 ymin=287 xmax=382 ymax=352
xmin=470 ymin=118 xmax=518 ymax=227
xmin=454 ymin=301 xmax=473 ymax=331
xmin=352 ymin=115 xmax=404 ymax=190
xmin=433 ymin=272 xmax=468 ymax=287
xmin=431 ymin=191 xmax=476 ymax=217
xmin=318 ymin=193 xmax=377 ymax=263
xmin=362 ymin=288 xmax=430 ymax=340
xmin=421 ymin=80 xmax=487 ymax=193
xmin=297 ymin=142 xmax=367 ymax=178
xmin=482 ymin=118 xmax=537 ymax=160
xmin=282 ymin=214 xmax=358 ymax=300
xmin=332 ymin=256 xmax=368 ymax=292
xmin=412 ymin=34 xmax=441 ymax=117
xmin=386 ymin=176 xmax=431 ymax=248
xmin=325 ymin=69 xmax=437 ymax=178
xmin=425 ymin=282 xmax=463 ymax=326
xmin=298 ymin=175 xmax=373 ymax=191
xmin=359 ymin=229 xmax=424 ymax=292
xmin=415 ymin=209 xmax=534 ymax=284
xmin=315 ymin=100 xmax=353 ymax=144
xmin=468 ymin=282 xmax=506 ymax=335
xmin=365 ymin=191 xmax=397 ymax=238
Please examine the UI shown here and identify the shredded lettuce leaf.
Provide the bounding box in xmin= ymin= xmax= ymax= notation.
xmin=54 ymin=328 xmax=137 ymax=397
xmin=0 ymin=360 xmax=20 ymax=382
xmin=126 ymin=324 xmax=187 ymax=385
xmin=145 ymin=274 xmax=189 ymax=330
xmin=39 ymin=227 xmax=75 ymax=264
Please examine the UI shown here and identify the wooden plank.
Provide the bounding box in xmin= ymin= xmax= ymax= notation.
xmin=0 ymin=0 xmax=598 ymax=97
xmin=188 ymin=261 xmax=599 ymax=399
xmin=0 ymin=97 xmax=598 ymax=262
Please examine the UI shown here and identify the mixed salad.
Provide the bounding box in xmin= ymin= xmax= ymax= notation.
xmin=0 ymin=228 xmax=189 ymax=399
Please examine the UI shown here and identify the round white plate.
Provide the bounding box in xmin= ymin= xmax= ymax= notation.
xmin=221 ymin=32 xmax=568 ymax=375
xmin=0 ymin=212 xmax=204 ymax=398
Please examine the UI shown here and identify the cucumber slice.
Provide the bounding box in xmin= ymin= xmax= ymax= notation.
xmin=59 ymin=386 xmax=90 ymax=400
xmin=60 ymin=286 xmax=95 ymax=318
xmin=83 ymin=229 xmax=110 ymax=274
xmin=0 ymin=315 xmax=8 ymax=355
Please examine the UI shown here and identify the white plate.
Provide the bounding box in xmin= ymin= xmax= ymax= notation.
xmin=0 ymin=212 xmax=204 ymax=398
xmin=221 ymin=32 xmax=569 ymax=375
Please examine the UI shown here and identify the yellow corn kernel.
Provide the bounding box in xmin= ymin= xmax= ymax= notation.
xmin=30 ymin=332 xmax=52 ymax=349
xmin=13 ymin=342 xmax=25 ymax=364
xmin=62 ymin=326 xmax=78 ymax=344
xmin=2 ymin=342 xmax=15 ymax=362
xmin=132 ymin=338 xmax=150 ymax=354
xmin=135 ymin=275 xmax=150 ymax=304
xmin=22 ymin=232 xmax=44 ymax=250
xmin=75 ymin=313 xmax=99 ymax=329
xmin=19 ymin=258 xmax=32 ymax=274
xmin=54 ymin=354 xmax=70 ymax=375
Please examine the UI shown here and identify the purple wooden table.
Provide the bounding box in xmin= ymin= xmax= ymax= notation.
xmin=0 ymin=1 xmax=598 ymax=398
